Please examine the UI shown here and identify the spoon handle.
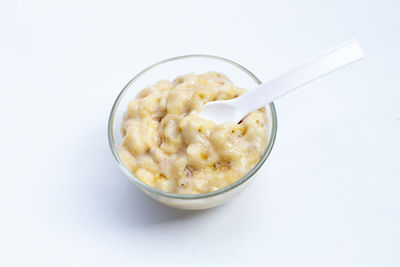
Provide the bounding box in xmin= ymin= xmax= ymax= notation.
xmin=235 ymin=39 xmax=364 ymax=117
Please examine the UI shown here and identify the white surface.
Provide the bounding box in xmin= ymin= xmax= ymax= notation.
xmin=1 ymin=0 xmax=399 ymax=266
xmin=198 ymin=39 xmax=364 ymax=123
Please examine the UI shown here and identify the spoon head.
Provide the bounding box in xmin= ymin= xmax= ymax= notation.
xmin=196 ymin=100 xmax=238 ymax=124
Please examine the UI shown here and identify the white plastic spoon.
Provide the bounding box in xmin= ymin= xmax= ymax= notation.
xmin=197 ymin=39 xmax=364 ymax=123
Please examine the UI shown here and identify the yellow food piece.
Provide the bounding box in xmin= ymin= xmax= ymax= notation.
xmin=119 ymin=72 xmax=268 ymax=194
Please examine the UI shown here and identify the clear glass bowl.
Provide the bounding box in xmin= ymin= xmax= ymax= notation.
xmin=108 ymin=55 xmax=277 ymax=210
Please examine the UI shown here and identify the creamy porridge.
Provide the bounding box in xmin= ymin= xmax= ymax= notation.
xmin=119 ymin=72 xmax=268 ymax=194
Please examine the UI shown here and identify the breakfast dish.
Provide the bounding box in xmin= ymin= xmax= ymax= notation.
xmin=119 ymin=72 xmax=268 ymax=194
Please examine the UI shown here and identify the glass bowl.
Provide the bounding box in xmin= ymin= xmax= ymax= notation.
xmin=108 ymin=55 xmax=277 ymax=210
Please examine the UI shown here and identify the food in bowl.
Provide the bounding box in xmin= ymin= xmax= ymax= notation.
xmin=119 ymin=72 xmax=268 ymax=194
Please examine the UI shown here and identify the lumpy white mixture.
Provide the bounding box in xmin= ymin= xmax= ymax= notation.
xmin=119 ymin=72 xmax=268 ymax=194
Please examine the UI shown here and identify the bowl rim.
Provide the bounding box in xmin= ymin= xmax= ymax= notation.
xmin=108 ymin=54 xmax=277 ymax=199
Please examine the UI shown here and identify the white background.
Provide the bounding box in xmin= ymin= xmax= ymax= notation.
xmin=1 ymin=0 xmax=399 ymax=266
